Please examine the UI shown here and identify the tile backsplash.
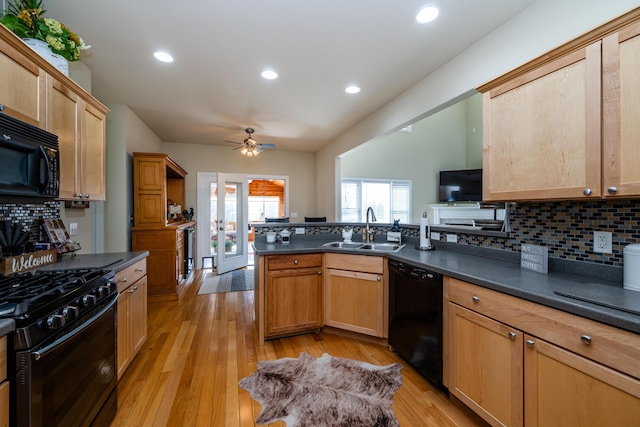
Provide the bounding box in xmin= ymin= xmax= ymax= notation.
xmin=448 ymin=200 xmax=639 ymax=268
xmin=256 ymin=199 xmax=639 ymax=269
xmin=0 ymin=201 xmax=60 ymax=246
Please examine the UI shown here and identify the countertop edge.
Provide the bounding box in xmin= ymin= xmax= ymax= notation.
xmin=253 ymin=238 xmax=640 ymax=335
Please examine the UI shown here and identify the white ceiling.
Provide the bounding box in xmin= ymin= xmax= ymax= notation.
xmin=45 ymin=0 xmax=536 ymax=153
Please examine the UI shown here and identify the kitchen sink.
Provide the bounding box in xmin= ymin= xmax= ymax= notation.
xmin=322 ymin=241 xmax=405 ymax=253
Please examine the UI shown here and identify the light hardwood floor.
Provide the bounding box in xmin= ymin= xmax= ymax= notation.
xmin=111 ymin=269 xmax=488 ymax=427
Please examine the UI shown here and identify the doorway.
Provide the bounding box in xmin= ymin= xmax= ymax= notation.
xmin=196 ymin=172 xmax=289 ymax=272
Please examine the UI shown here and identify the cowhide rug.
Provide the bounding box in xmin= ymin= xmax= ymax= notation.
xmin=239 ymin=352 xmax=403 ymax=427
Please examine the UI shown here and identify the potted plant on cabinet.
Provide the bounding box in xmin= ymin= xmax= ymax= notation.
xmin=0 ymin=0 xmax=89 ymax=75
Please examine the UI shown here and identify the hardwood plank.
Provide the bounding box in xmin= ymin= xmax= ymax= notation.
xmin=112 ymin=268 xmax=488 ymax=427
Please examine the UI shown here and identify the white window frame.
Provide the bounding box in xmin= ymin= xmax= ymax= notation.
xmin=340 ymin=178 xmax=412 ymax=223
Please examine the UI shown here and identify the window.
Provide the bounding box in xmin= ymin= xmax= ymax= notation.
xmin=248 ymin=196 xmax=280 ymax=222
xmin=341 ymin=178 xmax=411 ymax=223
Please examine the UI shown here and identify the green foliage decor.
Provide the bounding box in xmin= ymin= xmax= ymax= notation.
xmin=1 ymin=0 xmax=89 ymax=61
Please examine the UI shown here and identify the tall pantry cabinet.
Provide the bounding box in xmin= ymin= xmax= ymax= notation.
xmin=131 ymin=153 xmax=195 ymax=302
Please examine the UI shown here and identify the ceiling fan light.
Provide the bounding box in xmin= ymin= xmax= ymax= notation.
xmin=241 ymin=147 xmax=248 ymax=155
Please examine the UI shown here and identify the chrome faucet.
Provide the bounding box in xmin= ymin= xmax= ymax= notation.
xmin=365 ymin=207 xmax=377 ymax=242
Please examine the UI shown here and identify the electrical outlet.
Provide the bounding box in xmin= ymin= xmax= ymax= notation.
xmin=69 ymin=222 xmax=78 ymax=236
xmin=431 ymin=232 xmax=440 ymax=241
xmin=446 ymin=233 xmax=457 ymax=243
xmin=593 ymin=231 xmax=612 ymax=253
xmin=290 ymin=212 xmax=298 ymax=218
xmin=295 ymin=227 xmax=305 ymax=234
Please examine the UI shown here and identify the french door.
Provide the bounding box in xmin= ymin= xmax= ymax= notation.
xmin=196 ymin=172 xmax=248 ymax=274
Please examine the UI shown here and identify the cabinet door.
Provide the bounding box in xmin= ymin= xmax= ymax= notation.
xmin=524 ymin=335 xmax=640 ymax=427
xmin=0 ymin=37 xmax=45 ymax=126
xmin=324 ymin=268 xmax=385 ymax=337
xmin=449 ymin=304 xmax=523 ymax=427
xmin=130 ymin=276 xmax=148 ymax=356
xmin=117 ymin=288 xmax=131 ymax=380
xmin=483 ymin=42 xmax=602 ymax=201
xmin=79 ymin=102 xmax=106 ymax=200
xmin=602 ymin=21 xmax=640 ymax=197
xmin=48 ymin=78 xmax=80 ymax=200
xmin=266 ymin=267 xmax=322 ymax=336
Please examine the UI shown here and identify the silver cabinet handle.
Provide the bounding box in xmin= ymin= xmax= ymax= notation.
xmin=317 ymin=271 xmax=322 ymax=275
xmin=581 ymin=335 xmax=592 ymax=345
xmin=472 ymin=296 xmax=479 ymax=303
xmin=128 ymin=285 xmax=139 ymax=293
xmin=583 ymin=188 xmax=592 ymax=195
xmin=377 ymin=276 xmax=381 ymax=281
xmin=607 ymin=187 xmax=618 ymax=194
xmin=526 ymin=339 xmax=535 ymax=347
xmin=294 ymin=259 xmax=298 ymax=265
xmin=135 ymin=268 xmax=143 ymax=272
xmin=120 ymin=277 xmax=127 ymax=283
xmin=508 ymin=332 xmax=517 ymax=340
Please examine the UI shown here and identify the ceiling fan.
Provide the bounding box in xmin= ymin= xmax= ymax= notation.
xmin=225 ymin=128 xmax=276 ymax=157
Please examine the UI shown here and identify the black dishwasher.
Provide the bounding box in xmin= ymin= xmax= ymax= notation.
xmin=388 ymin=259 xmax=446 ymax=393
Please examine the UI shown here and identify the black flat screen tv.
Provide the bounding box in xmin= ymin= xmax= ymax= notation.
xmin=438 ymin=168 xmax=483 ymax=202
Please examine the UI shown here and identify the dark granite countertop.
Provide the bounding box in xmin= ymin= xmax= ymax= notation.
xmin=253 ymin=235 xmax=640 ymax=335
xmin=37 ymin=251 xmax=149 ymax=272
xmin=0 ymin=319 xmax=14 ymax=337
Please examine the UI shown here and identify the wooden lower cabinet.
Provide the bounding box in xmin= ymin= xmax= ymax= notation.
xmin=524 ymin=336 xmax=640 ymax=427
xmin=265 ymin=254 xmax=322 ymax=337
xmin=449 ymin=304 xmax=523 ymax=427
xmin=116 ymin=259 xmax=148 ymax=380
xmin=446 ymin=277 xmax=640 ymax=427
xmin=132 ymin=223 xmax=194 ymax=301
xmin=324 ymin=253 xmax=387 ymax=338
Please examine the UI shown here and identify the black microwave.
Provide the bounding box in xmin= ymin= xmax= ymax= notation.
xmin=0 ymin=111 xmax=59 ymax=201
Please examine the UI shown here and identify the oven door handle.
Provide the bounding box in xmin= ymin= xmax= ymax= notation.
xmin=33 ymin=293 xmax=119 ymax=361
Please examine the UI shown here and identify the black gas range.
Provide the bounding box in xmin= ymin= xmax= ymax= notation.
xmin=0 ymin=268 xmax=118 ymax=427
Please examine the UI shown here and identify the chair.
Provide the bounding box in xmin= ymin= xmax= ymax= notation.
xmin=304 ymin=217 xmax=326 ymax=222
xmin=265 ymin=217 xmax=290 ymax=223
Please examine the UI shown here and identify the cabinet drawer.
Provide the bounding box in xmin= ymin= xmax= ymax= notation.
xmin=116 ymin=259 xmax=147 ymax=293
xmin=267 ymin=254 xmax=322 ymax=270
xmin=324 ymin=253 xmax=383 ymax=274
xmin=446 ymin=277 xmax=640 ymax=380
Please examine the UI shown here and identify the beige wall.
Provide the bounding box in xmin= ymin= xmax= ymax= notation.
xmin=101 ymin=104 xmax=163 ymax=253
xmin=161 ymin=143 xmax=316 ymax=222
xmin=340 ymin=98 xmax=479 ymax=223
xmin=317 ymin=0 xmax=640 ymax=221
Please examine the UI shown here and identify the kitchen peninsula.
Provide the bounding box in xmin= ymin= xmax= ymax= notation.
xmin=253 ymin=233 xmax=640 ymax=426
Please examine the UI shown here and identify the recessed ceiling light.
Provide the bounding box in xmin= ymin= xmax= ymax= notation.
xmin=153 ymin=51 xmax=174 ymax=63
xmin=345 ymin=85 xmax=361 ymax=94
xmin=416 ymin=6 xmax=440 ymax=23
xmin=261 ymin=70 xmax=279 ymax=80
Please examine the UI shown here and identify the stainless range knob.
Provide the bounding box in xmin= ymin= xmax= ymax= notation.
xmin=62 ymin=305 xmax=79 ymax=319
xmin=82 ymin=294 xmax=97 ymax=306
xmin=46 ymin=314 xmax=65 ymax=329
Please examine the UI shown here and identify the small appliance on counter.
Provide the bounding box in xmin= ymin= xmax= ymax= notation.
xmin=279 ymin=228 xmax=291 ymax=244
xmin=624 ymin=244 xmax=640 ymax=292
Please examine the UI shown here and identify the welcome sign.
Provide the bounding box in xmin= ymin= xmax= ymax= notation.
xmin=1 ymin=249 xmax=57 ymax=275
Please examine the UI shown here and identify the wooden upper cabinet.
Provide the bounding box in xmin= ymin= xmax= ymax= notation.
xmin=0 ymin=33 xmax=45 ymax=126
xmin=479 ymin=7 xmax=640 ymax=201
xmin=602 ymin=20 xmax=640 ymax=197
xmin=481 ymin=42 xmax=602 ymax=201
xmin=0 ymin=26 xmax=108 ymax=201
xmin=48 ymin=77 xmax=107 ymax=201
xmin=133 ymin=153 xmax=187 ymax=229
